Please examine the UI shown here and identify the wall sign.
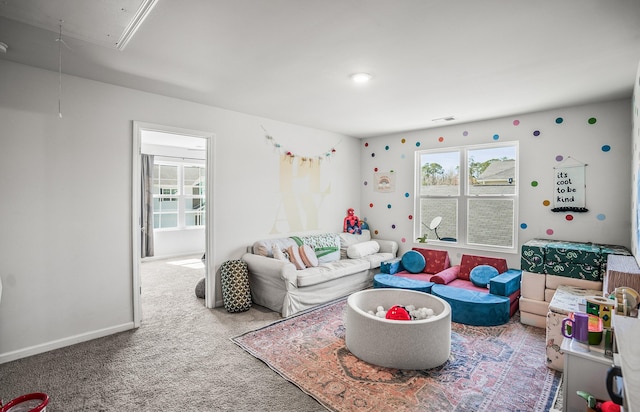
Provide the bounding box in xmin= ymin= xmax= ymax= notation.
xmin=552 ymin=159 xmax=588 ymax=212
xmin=374 ymin=171 xmax=395 ymax=193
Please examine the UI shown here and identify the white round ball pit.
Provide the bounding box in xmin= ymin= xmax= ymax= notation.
xmin=345 ymin=288 xmax=451 ymax=370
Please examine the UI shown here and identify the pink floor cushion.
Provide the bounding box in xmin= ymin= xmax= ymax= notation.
xmin=401 ymin=250 xmax=426 ymax=273
xmin=412 ymin=248 xmax=451 ymax=274
xmin=470 ymin=265 xmax=499 ymax=288
xmin=431 ymin=266 xmax=460 ymax=284
xmin=459 ymin=255 xmax=508 ymax=281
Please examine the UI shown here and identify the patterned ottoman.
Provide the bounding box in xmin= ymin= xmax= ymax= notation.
xmin=546 ymin=285 xmax=603 ymax=371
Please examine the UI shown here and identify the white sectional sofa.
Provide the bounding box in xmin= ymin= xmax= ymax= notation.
xmin=242 ymin=230 xmax=398 ymax=317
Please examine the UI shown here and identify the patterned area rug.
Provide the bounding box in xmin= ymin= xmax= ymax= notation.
xmin=232 ymin=298 xmax=562 ymax=412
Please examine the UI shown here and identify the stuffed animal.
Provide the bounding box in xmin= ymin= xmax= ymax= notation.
xmin=343 ymin=208 xmax=362 ymax=234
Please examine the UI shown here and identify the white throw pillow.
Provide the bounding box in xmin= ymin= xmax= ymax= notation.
xmin=346 ymin=240 xmax=380 ymax=259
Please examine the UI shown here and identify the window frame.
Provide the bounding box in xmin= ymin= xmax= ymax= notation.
xmin=414 ymin=141 xmax=519 ymax=254
xmin=152 ymin=159 xmax=206 ymax=230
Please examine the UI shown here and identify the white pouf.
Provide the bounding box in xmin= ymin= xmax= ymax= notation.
xmin=345 ymin=289 xmax=451 ymax=370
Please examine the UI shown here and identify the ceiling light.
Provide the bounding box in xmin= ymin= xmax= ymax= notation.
xmin=0 ymin=42 xmax=7 ymax=53
xmin=351 ymin=73 xmax=373 ymax=83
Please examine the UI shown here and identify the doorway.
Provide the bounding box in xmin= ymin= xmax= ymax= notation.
xmin=132 ymin=122 xmax=215 ymax=327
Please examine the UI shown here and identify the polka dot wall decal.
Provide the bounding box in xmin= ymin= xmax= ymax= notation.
xmin=401 ymin=237 xmax=406 ymax=243
xmin=555 ymin=117 xmax=563 ymax=124
xmin=408 ymin=215 xmax=413 ymax=220
xmin=513 ymin=120 xmax=520 ymax=126
xmin=364 ymin=142 xmax=369 ymax=147
xmin=588 ymin=117 xmax=597 ymax=125
xmin=546 ymin=229 xmax=554 ymax=235
xmin=401 ymin=138 xmax=406 ymax=144
xmin=416 ymin=142 xmax=421 ymax=147
xmin=401 ymin=154 xmax=406 ymax=159
xmin=556 ymin=155 xmax=564 ymax=162
xmin=405 ymin=192 xmax=410 ymax=198
xmin=387 ymin=204 xmax=392 ymax=209
xmin=493 ymin=134 xmax=499 ymax=140
xmin=463 ymin=131 xmax=469 ymax=136
xmin=566 ymin=214 xmax=574 ymax=221
xmin=374 ymin=167 xmax=378 ymax=172
xmin=533 ymin=130 xmax=541 ymax=137
xmin=520 ymin=223 xmax=527 ymax=229
xmin=602 ymin=145 xmax=611 ymax=152
xmin=531 ymin=181 xmax=538 ymax=187
xmin=438 ymin=137 xmax=444 ymax=142
xmin=597 ymin=214 xmax=606 ymax=221
xmin=371 ymin=153 xmax=375 ymax=157
xmin=369 ymin=203 xmax=374 ymax=208
xmin=374 ymin=230 xmax=379 ymax=235
xmin=363 ymin=181 xmax=368 ymax=185
xmin=392 ymin=224 xmax=396 ymax=229
xmin=543 ymin=200 xmax=550 ymax=206
xmin=385 ymin=145 xmax=390 ymax=150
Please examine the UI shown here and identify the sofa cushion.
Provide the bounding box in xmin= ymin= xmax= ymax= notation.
xmin=299 ymin=244 xmax=319 ymax=267
xmin=347 ymin=240 xmax=380 ymax=258
xmin=412 ymin=248 xmax=451 ymax=274
xmin=358 ymin=252 xmax=396 ymax=269
xmin=401 ymin=250 xmax=426 ymax=273
xmin=470 ymin=265 xmax=499 ymax=288
xmin=431 ymin=266 xmax=460 ymax=285
xmin=459 ymin=255 xmax=508 ymax=281
xmin=296 ymin=259 xmax=370 ymax=287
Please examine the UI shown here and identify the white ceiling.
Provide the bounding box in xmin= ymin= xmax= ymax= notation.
xmin=1 ymin=0 xmax=639 ymax=138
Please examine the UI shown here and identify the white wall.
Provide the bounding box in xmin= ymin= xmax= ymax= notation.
xmin=359 ymin=99 xmax=633 ymax=268
xmin=0 ymin=60 xmax=360 ymax=362
xmin=631 ymin=61 xmax=640 ymax=263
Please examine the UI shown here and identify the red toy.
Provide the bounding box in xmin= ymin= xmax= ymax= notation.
xmin=343 ymin=208 xmax=362 ymax=234
xmin=386 ymin=305 xmax=411 ymax=321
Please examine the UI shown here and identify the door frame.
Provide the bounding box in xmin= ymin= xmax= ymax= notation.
xmin=132 ymin=121 xmax=216 ymax=327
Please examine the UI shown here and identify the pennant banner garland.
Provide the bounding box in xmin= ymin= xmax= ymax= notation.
xmin=262 ymin=125 xmax=340 ymax=166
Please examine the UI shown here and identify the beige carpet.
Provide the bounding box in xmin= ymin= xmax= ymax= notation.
xmin=0 ymin=256 xmax=325 ymax=411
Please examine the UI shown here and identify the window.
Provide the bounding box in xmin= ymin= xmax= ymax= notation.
xmin=152 ymin=161 xmax=206 ymax=229
xmin=415 ymin=142 xmax=518 ymax=252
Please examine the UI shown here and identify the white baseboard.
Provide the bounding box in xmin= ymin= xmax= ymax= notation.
xmin=0 ymin=322 xmax=135 ymax=364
